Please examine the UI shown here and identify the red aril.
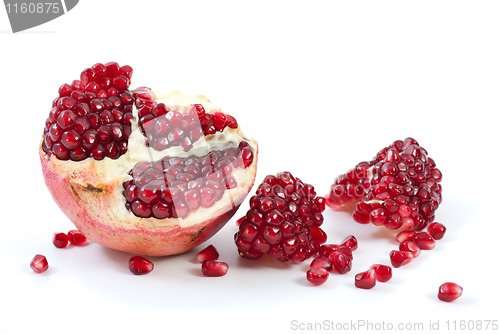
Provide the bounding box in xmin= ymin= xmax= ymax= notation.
xmin=438 ymin=282 xmax=463 ymax=302
xmin=196 ymin=245 xmax=219 ymax=263
xmin=354 ymin=269 xmax=376 ymax=289
xmin=413 ymin=232 xmax=436 ymax=250
xmin=129 ymin=256 xmax=154 ymax=275
xmin=389 ymin=250 xmax=413 ymax=268
xmin=30 ymin=255 xmax=49 ymax=273
xmin=427 ymin=222 xmax=446 ymax=240
xmin=340 ymin=235 xmax=358 ymax=251
xmin=330 ymin=252 xmax=352 ymax=274
xmin=396 ymin=230 xmax=417 ymax=243
xmin=201 ymin=260 xmax=228 ymax=277
xmin=399 ymin=240 xmax=421 ymax=257
xmin=370 ymin=264 xmax=392 ymax=282
xmin=53 ymin=232 xmax=69 ymax=248
xmin=306 ymin=268 xmax=329 ymax=285
xmin=310 ymin=257 xmax=333 ymax=272
xmin=68 ymin=229 xmax=88 ymax=246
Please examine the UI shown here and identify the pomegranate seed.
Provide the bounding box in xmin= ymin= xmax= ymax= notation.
xmin=354 ymin=269 xmax=376 ymax=289
xmin=53 ymin=232 xmax=69 ymax=248
xmin=310 ymin=257 xmax=333 ymax=271
xmin=427 ymin=222 xmax=446 ymax=240
xmin=318 ymin=244 xmax=340 ymax=259
xmin=68 ymin=229 xmax=88 ymax=246
xmin=310 ymin=227 xmax=327 ymax=245
xmin=201 ymin=260 xmax=228 ymax=277
xmin=389 ymin=250 xmax=413 ymax=268
xmin=396 ymin=230 xmax=417 ymax=243
xmin=370 ymin=264 xmax=392 ymax=282
xmin=196 ymin=245 xmax=219 ymax=263
xmin=330 ymin=252 xmax=352 ymax=274
xmin=129 ymin=256 xmax=154 ymax=275
xmin=306 ymin=268 xmax=329 ymax=285
xmin=413 ymin=232 xmax=436 ymax=250
xmin=438 ymin=282 xmax=463 ymax=302
xmin=333 ymin=246 xmax=353 ymax=261
xmin=236 ymin=216 xmax=245 ymax=226
xmin=399 ymin=240 xmax=421 ymax=257
xmin=30 ymin=254 xmax=49 ymax=273
xmin=340 ymin=235 xmax=358 ymax=251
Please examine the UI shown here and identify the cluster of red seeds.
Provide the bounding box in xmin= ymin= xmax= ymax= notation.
xmin=42 ymin=62 xmax=134 ymax=161
xmin=132 ymin=87 xmax=238 ymax=151
xmin=235 ymin=172 xmax=326 ymax=262
xmin=327 ymin=138 xmax=443 ymax=230
xmin=123 ymin=142 xmax=254 ymax=219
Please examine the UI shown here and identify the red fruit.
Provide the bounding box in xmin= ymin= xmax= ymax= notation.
xmin=53 ymin=232 xmax=69 ymax=248
xmin=30 ymin=254 xmax=49 ymax=273
xmin=330 ymin=252 xmax=352 ymax=274
xmin=234 ymin=172 xmax=326 ymax=262
xmin=129 ymin=256 xmax=154 ymax=275
xmin=427 ymin=222 xmax=446 ymax=240
xmin=438 ymin=282 xmax=463 ymax=302
xmin=196 ymin=245 xmax=219 ymax=263
xmin=399 ymin=240 xmax=421 ymax=257
xmin=370 ymin=264 xmax=392 ymax=282
xmin=201 ymin=260 xmax=228 ymax=277
xmin=40 ymin=63 xmax=258 ymax=256
xmin=413 ymin=232 xmax=436 ymax=250
xmin=354 ymin=269 xmax=376 ymax=289
xmin=68 ymin=229 xmax=88 ymax=246
xmin=310 ymin=257 xmax=333 ymax=271
xmin=340 ymin=235 xmax=358 ymax=251
xmin=306 ymin=268 xmax=329 ymax=285
xmin=396 ymin=230 xmax=417 ymax=243
xmin=389 ymin=250 xmax=413 ymax=268
xmin=327 ymin=138 xmax=442 ymax=231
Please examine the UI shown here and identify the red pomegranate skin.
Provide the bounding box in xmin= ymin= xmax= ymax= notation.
xmin=39 ymin=142 xmax=258 ymax=256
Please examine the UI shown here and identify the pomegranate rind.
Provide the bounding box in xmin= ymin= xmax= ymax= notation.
xmin=39 ymin=91 xmax=258 ymax=256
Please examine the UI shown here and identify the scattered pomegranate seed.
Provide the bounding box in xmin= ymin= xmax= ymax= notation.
xmin=330 ymin=252 xmax=352 ymax=274
xmin=399 ymin=240 xmax=421 ymax=258
xmin=196 ymin=245 xmax=219 ymax=263
xmin=333 ymin=246 xmax=353 ymax=261
xmin=68 ymin=229 xmax=88 ymax=246
xmin=30 ymin=254 xmax=49 ymax=273
xmin=306 ymin=268 xmax=329 ymax=285
xmin=370 ymin=264 xmax=392 ymax=282
xmin=53 ymin=232 xmax=69 ymax=248
xmin=318 ymin=244 xmax=340 ymax=259
xmin=389 ymin=250 xmax=413 ymax=268
xmin=395 ymin=230 xmax=417 ymax=243
xmin=236 ymin=216 xmax=245 ymax=226
xmin=201 ymin=260 xmax=228 ymax=277
xmin=340 ymin=235 xmax=358 ymax=251
xmin=310 ymin=257 xmax=333 ymax=271
xmin=310 ymin=227 xmax=328 ymax=245
xmin=413 ymin=232 xmax=436 ymax=250
xmin=427 ymin=222 xmax=446 ymax=240
xmin=438 ymin=282 xmax=463 ymax=302
xmin=354 ymin=269 xmax=376 ymax=289
xmin=129 ymin=256 xmax=154 ymax=275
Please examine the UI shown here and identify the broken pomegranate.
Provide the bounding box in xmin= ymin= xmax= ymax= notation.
xmin=438 ymin=282 xmax=463 ymax=302
xmin=39 ymin=62 xmax=258 ymax=256
xmin=129 ymin=256 xmax=154 ymax=275
xmin=327 ymin=138 xmax=442 ymax=231
xmin=354 ymin=269 xmax=376 ymax=289
xmin=201 ymin=260 xmax=228 ymax=277
xmin=306 ymin=268 xmax=329 ymax=285
xmin=30 ymin=254 xmax=49 ymax=273
xmin=234 ymin=171 xmax=326 ymax=262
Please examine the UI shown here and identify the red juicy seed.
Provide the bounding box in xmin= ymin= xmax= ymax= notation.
xmin=427 ymin=222 xmax=446 ymax=240
xmin=236 ymin=216 xmax=245 ymax=226
xmin=310 ymin=257 xmax=333 ymax=271
xmin=30 ymin=254 xmax=49 ymax=273
xmin=68 ymin=229 xmax=88 ymax=246
xmin=354 ymin=269 xmax=376 ymax=289
xmin=330 ymin=252 xmax=352 ymax=274
xmin=438 ymin=282 xmax=463 ymax=302
xmin=396 ymin=230 xmax=417 ymax=243
xmin=235 ymin=171 xmax=325 ymax=262
xmin=389 ymin=250 xmax=413 ymax=268
xmin=399 ymin=240 xmax=421 ymax=257
xmin=129 ymin=256 xmax=154 ymax=275
xmin=370 ymin=264 xmax=392 ymax=282
xmin=333 ymin=246 xmax=353 ymax=261
xmin=318 ymin=244 xmax=340 ymax=259
xmin=201 ymin=260 xmax=228 ymax=277
xmin=309 ymin=227 xmax=327 ymax=245
xmin=196 ymin=245 xmax=220 ymax=263
xmin=53 ymin=232 xmax=69 ymax=248
xmin=413 ymin=232 xmax=436 ymax=250
xmin=340 ymin=235 xmax=358 ymax=251
xmin=306 ymin=268 xmax=329 ymax=285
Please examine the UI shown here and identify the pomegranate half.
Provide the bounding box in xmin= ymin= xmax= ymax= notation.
xmin=39 ymin=62 xmax=258 ymax=256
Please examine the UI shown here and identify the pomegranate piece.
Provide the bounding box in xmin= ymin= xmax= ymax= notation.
xmin=53 ymin=232 xmax=69 ymax=248
xmin=310 ymin=257 xmax=333 ymax=271
xmin=340 ymin=235 xmax=358 ymax=251
xmin=399 ymin=240 xmax=421 ymax=257
xmin=389 ymin=250 xmax=413 ymax=268
xmin=306 ymin=268 xmax=329 ymax=285
xmin=370 ymin=264 xmax=392 ymax=282
xmin=427 ymin=222 xmax=446 ymax=240
xmin=68 ymin=229 xmax=88 ymax=246
xmin=129 ymin=256 xmax=154 ymax=275
xmin=201 ymin=260 xmax=228 ymax=277
xmin=438 ymin=282 xmax=463 ymax=302
xmin=354 ymin=269 xmax=376 ymax=289
xmin=196 ymin=245 xmax=219 ymax=263
xmin=412 ymin=232 xmax=436 ymax=250
xmin=396 ymin=230 xmax=417 ymax=243
xmin=327 ymin=138 xmax=442 ymax=231
xmin=30 ymin=254 xmax=49 ymax=273
xmin=234 ymin=172 xmax=326 ymax=262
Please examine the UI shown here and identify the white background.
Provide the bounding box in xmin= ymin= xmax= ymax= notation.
xmin=1 ymin=1 xmax=499 ymax=333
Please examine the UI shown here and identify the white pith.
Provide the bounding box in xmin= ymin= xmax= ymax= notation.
xmin=44 ymin=90 xmax=257 ymax=230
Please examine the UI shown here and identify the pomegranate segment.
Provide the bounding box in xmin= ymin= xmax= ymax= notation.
xmin=196 ymin=245 xmax=219 ymax=263
xmin=129 ymin=256 xmax=154 ymax=275
xmin=438 ymin=282 xmax=463 ymax=302
xmin=306 ymin=268 xmax=329 ymax=285
xmin=327 ymin=138 xmax=442 ymax=231
xmin=201 ymin=260 xmax=228 ymax=277
xmin=234 ymin=172 xmax=326 ymax=262
xmin=30 ymin=254 xmax=49 ymax=273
